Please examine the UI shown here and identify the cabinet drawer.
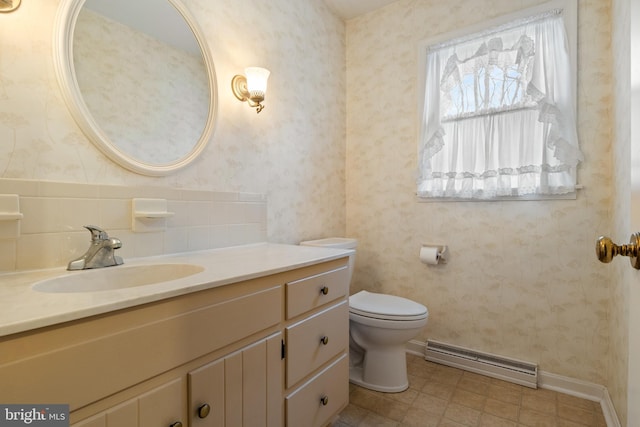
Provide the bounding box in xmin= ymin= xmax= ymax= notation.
xmin=286 ymin=301 xmax=348 ymax=387
xmin=285 ymin=354 xmax=348 ymax=427
xmin=286 ymin=266 xmax=349 ymax=319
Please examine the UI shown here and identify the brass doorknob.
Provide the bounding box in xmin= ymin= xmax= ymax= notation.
xmin=320 ymin=286 xmax=329 ymax=295
xmin=320 ymin=395 xmax=329 ymax=406
xmin=596 ymin=233 xmax=640 ymax=269
xmin=198 ymin=403 xmax=211 ymax=419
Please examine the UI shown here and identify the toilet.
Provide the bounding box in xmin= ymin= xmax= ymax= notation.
xmin=300 ymin=237 xmax=428 ymax=393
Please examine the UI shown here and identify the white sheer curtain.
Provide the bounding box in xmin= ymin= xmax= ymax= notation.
xmin=417 ymin=10 xmax=583 ymax=199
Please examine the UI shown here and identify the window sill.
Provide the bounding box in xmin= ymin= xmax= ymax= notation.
xmin=416 ymin=187 xmax=581 ymax=202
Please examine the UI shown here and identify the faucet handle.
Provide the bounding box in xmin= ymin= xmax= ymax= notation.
xmin=84 ymin=225 xmax=109 ymax=241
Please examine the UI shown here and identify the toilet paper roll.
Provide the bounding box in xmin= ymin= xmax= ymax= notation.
xmin=420 ymin=246 xmax=440 ymax=265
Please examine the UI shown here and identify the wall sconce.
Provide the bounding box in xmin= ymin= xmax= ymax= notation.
xmin=0 ymin=0 xmax=21 ymax=13
xmin=231 ymin=67 xmax=270 ymax=114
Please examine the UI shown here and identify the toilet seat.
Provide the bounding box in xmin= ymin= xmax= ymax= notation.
xmin=349 ymin=290 xmax=428 ymax=321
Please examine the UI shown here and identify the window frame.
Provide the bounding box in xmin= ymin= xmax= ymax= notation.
xmin=416 ymin=0 xmax=579 ymax=202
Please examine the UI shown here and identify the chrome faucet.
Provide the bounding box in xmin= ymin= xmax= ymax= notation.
xmin=67 ymin=225 xmax=123 ymax=270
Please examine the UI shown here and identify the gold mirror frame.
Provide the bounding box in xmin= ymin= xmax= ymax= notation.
xmin=53 ymin=0 xmax=218 ymax=176
xmin=0 ymin=0 xmax=21 ymax=13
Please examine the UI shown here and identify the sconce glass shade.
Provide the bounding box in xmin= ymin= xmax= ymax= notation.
xmin=244 ymin=67 xmax=270 ymax=98
xmin=231 ymin=66 xmax=270 ymax=113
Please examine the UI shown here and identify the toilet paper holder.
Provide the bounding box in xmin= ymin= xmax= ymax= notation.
xmin=421 ymin=244 xmax=449 ymax=264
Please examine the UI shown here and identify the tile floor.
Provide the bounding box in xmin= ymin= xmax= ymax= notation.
xmin=331 ymin=354 xmax=607 ymax=427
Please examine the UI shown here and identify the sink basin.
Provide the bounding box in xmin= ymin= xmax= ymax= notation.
xmin=33 ymin=263 xmax=205 ymax=293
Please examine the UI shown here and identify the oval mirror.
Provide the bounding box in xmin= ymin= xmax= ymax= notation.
xmin=53 ymin=0 xmax=217 ymax=176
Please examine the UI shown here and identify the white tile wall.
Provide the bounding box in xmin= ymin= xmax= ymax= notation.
xmin=0 ymin=178 xmax=267 ymax=272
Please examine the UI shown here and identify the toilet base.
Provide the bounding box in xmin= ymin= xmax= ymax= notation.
xmin=349 ymin=360 xmax=409 ymax=393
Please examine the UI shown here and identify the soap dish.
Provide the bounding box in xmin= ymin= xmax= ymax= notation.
xmin=132 ymin=198 xmax=174 ymax=232
xmin=0 ymin=194 xmax=24 ymax=239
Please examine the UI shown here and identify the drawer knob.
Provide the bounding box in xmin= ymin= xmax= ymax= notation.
xmin=198 ymin=403 xmax=211 ymax=419
xmin=170 ymin=422 xmax=183 ymax=427
xmin=320 ymin=336 xmax=329 ymax=345
xmin=320 ymin=286 xmax=329 ymax=295
xmin=320 ymin=395 xmax=329 ymax=406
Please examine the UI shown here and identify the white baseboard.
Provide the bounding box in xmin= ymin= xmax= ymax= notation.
xmin=539 ymin=371 xmax=621 ymax=427
xmin=599 ymin=390 xmax=622 ymax=427
xmin=406 ymin=339 xmax=621 ymax=427
xmin=406 ymin=339 xmax=426 ymax=357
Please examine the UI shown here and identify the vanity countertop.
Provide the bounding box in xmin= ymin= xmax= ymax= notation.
xmin=0 ymin=243 xmax=353 ymax=338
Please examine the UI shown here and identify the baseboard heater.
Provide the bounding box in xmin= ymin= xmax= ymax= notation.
xmin=425 ymin=339 xmax=538 ymax=389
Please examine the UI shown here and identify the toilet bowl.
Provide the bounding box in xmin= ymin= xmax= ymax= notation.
xmin=349 ymin=290 xmax=428 ymax=392
xmin=299 ymin=237 xmax=429 ymax=393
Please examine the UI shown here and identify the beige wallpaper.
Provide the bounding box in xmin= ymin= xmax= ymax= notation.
xmin=346 ymin=0 xmax=613 ymax=388
xmin=0 ymin=0 xmax=346 ymax=245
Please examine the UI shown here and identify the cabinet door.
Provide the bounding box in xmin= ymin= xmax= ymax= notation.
xmin=73 ymin=416 xmax=105 ymax=427
xmin=189 ymin=359 xmax=225 ymax=427
xmin=265 ymin=334 xmax=283 ymax=427
xmin=225 ymin=350 xmax=243 ymax=426
xmin=236 ymin=333 xmax=283 ymax=427
xmin=139 ymin=378 xmax=184 ymax=427
xmin=106 ymin=400 xmax=137 ymax=427
xmin=241 ymin=340 xmax=267 ymax=426
xmin=227 ymin=334 xmax=284 ymax=427
xmin=73 ymin=380 xmax=182 ymax=427
xmin=189 ymin=332 xmax=283 ymax=427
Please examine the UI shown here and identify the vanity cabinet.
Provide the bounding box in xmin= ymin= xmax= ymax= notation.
xmin=0 ymin=255 xmax=350 ymax=427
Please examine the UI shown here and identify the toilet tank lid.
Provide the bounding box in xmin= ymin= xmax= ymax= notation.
xmin=349 ymin=290 xmax=427 ymax=317
xmin=299 ymin=237 xmax=357 ymax=249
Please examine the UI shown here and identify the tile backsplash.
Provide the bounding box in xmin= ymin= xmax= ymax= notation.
xmin=0 ymin=178 xmax=267 ymax=271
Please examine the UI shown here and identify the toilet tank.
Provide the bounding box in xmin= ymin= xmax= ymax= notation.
xmin=299 ymin=238 xmax=357 ymax=285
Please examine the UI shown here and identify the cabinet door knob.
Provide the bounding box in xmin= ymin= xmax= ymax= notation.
xmin=170 ymin=422 xmax=183 ymax=427
xmin=198 ymin=403 xmax=211 ymax=419
xmin=320 ymin=286 xmax=329 ymax=295
xmin=320 ymin=395 xmax=329 ymax=406
xmin=320 ymin=336 xmax=329 ymax=345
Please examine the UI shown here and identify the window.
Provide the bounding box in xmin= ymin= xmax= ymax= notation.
xmin=417 ymin=0 xmax=582 ymax=200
